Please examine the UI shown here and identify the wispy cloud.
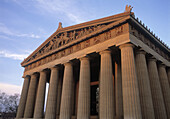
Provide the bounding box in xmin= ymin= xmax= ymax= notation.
xmin=0 ymin=35 xmax=13 ymax=41
xmin=35 ymin=0 xmax=84 ymax=23
xmin=0 ymin=50 xmax=29 ymax=60
xmin=12 ymin=0 xmax=85 ymax=24
xmin=0 ymin=23 xmax=40 ymax=39
xmin=0 ymin=83 xmax=21 ymax=95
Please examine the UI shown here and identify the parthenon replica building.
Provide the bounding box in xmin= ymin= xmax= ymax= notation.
xmin=16 ymin=6 xmax=170 ymax=119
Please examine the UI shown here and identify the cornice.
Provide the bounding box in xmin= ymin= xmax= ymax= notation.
xmin=130 ymin=16 xmax=170 ymax=52
xmin=60 ymin=11 xmax=133 ymax=31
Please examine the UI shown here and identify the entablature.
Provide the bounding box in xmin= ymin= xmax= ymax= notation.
xmin=23 ymin=22 xmax=130 ymax=73
xmin=21 ymin=10 xmax=170 ymax=74
xmin=129 ymin=16 xmax=169 ymax=61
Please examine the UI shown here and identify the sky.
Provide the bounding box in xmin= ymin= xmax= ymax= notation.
xmin=0 ymin=0 xmax=169 ymax=95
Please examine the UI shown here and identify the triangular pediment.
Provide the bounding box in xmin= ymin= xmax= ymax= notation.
xmin=21 ymin=12 xmax=132 ymax=67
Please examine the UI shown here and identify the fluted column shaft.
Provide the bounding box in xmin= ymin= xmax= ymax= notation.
xmin=135 ymin=50 xmax=155 ymax=119
xmin=77 ymin=57 xmax=90 ymax=119
xmin=24 ymin=73 xmax=38 ymax=118
xmin=56 ymin=78 xmax=62 ymax=116
xmin=115 ymin=61 xmax=123 ymax=118
xmin=167 ymin=68 xmax=170 ymax=85
xmin=59 ymin=62 xmax=73 ymax=119
xmin=158 ymin=64 xmax=170 ymax=118
xmin=16 ymin=76 xmax=30 ymax=118
xmin=34 ymin=71 xmax=47 ymax=118
xmin=119 ymin=43 xmax=142 ymax=119
xmin=147 ymin=58 xmax=167 ymax=119
xmin=45 ymin=67 xmax=59 ymax=119
xmin=99 ymin=50 xmax=114 ymax=119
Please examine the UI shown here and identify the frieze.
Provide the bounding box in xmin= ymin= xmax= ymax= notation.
xmin=26 ymin=24 xmax=107 ymax=63
xmin=24 ymin=24 xmax=128 ymax=72
xmin=130 ymin=25 xmax=169 ymax=60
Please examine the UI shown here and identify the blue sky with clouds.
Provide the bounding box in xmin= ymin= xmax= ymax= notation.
xmin=0 ymin=0 xmax=169 ymax=94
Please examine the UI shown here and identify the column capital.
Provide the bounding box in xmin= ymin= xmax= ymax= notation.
xmin=22 ymin=75 xmax=31 ymax=79
xmin=31 ymin=73 xmax=39 ymax=78
xmin=119 ymin=43 xmax=135 ymax=49
xmin=158 ymin=63 xmax=166 ymax=68
xmin=147 ymin=56 xmax=157 ymax=62
xmin=99 ymin=49 xmax=111 ymax=55
xmin=79 ymin=56 xmax=90 ymax=61
xmin=50 ymin=66 xmax=60 ymax=71
xmin=64 ymin=61 xmax=73 ymax=66
xmin=136 ymin=49 xmax=146 ymax=55
xmin=39 ymin=69 xmax=48 ymax=74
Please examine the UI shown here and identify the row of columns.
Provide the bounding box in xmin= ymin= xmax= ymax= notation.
xmin=17 ymin=43 xmax=170 ymax=119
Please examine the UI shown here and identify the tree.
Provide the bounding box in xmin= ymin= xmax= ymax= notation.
xmin=0 ymin=91 xmax=20 ymax=119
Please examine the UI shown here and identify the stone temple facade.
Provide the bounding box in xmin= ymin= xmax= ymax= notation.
xmin=16 ymin=6 xmax=170 ymax=119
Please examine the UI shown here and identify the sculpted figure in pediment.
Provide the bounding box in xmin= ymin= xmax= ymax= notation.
xmin=61 ymin=32 xmax=69 ymax=40
xmin=88 ymin=27 xmax=93 ymax=33
xmin=93 ymin=26 xmax=98 ymax=31
xmin=76 ymin=29 xmax=85 ymax=39
xmin=70 ymin=30 xmax=77 ymax=41
xmin=48 ymin=40 xmax=54 ymax=50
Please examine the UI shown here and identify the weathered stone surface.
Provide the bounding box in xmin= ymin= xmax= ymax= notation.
xmin=59 ymin=62 xmax=73 ymax=119
xmin=77 ymin=57 xmax=90 ymax=119
xmin=34 ymin=71 xmax=47 ymax=118
xmin=158 ymin=64 xmax=170 ymax=118
xmin=115 ymin=61 xmax=123 ymax=119
xmin=16 ymin=76 xmax=30 ymax=118
xmin=135 ymin=50 xmax=155 ymax=119
xmin=147 ymin=58 xmax=167 ymax=119
xmin=45 ymin=67 xmax=59 ymax=119
xmin=119 ymin=43 xmax=142 ymax=119
xmin=24 ymin=73 xmax=38 ymax=118
xmin=99 ymin=50 xmax=114 ymax=119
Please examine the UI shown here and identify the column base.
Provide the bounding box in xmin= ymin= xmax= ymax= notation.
xmin=16 ymin=115 xmax=124 ymax=119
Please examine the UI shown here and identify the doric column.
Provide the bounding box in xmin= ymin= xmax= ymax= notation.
xmin=119 ymin=43 xmax=142 ymax=119
xmin=56 ymin=78 xmax=62 ymax=116
xmin=99 ymin=50 xmax=114 ymax=119
xmin=115 ymin=61 xmax=123 ymax=119
xmin=77 ymin=57 xmax=90 ymax=119
xmin=147 ymin=57 xmax=167 ymax=119
xmin=34 ymin=70 xmax=47 ymax=118
xmin=135 ymin=50 xmax=155 ymax=119
xmin=24 ymin=73 xmax=38 ymax=118
xmin=59 ymin=62 xmax=73 ymax=119
xmin=158 ymin=64 xmax=170 ymax=118
xmin=16 ymin=76 xmax=30 ymax=118
xmin=45 ymin=67 xmax=59 ymax=119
